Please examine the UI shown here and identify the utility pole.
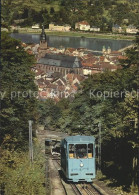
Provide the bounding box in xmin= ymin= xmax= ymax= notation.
xmin=29 ymin=120 xmax=33 ymax=163
xmin=98 ymin=121 xmax=101 ymax=171
xmin=130 ymin=118 xmax=138 ymax=187
xmin=97 ymin=135 xmax=99 ymax=171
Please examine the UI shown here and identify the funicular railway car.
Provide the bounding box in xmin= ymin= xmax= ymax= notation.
xmin=60 ymin=135 xmax=96 ymax=182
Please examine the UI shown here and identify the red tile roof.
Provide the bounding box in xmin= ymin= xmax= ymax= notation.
xmin=66 ymin=48 xmax=76 ymax=52
xmin=77 ymin=21 xmax=90 ymax=25
xmin=39 ymin=91 xmax=47 ymax=97
xmin=118 ymin=55 xmax=127 ymax=60
xmin=95 ymin=63 xmax=118 ymax=70
xmin=35 ymin=70 xmax=44 ymax=76
xmin=81 ymin=56 xmax=97 ymax=67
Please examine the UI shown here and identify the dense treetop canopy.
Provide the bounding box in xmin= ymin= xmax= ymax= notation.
xmin=0 ymin=32 xmax=38 ymax=149
xmin=2 ymin=0 xmax=139 ymax=31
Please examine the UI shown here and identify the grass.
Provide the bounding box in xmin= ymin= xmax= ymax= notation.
xmin=46 ymin=31 xmax=134 ymax=40
xmin=15 ymin=28 xmax=135 ymax=40
xmin=11 ymin=0 xmax=60 ymax=12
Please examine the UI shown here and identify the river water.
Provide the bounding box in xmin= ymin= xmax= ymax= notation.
xmin=10 ymin=33 xmax=132 ymax=52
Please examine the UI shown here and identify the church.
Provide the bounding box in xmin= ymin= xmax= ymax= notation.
xmin=37 ymin=26 xmax=83 ymax=75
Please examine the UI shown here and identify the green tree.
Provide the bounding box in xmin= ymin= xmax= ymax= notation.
xmin=0 ymin=32 xmax=37 ymax=148
xmin=50 ymin=7 xmax=55 ymax=14
xmin=0 ymin=139 xmax=46 ymax=194
xmin=38 ymin=99 xmax=62 ymax=130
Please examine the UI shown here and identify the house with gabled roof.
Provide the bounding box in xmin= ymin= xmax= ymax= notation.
xmin=75 ymin=21 xmax=90 ymax=31
xmin=126 ymin=25 xmax=138 ymax=34
xmin=52 ymin=77 xmax=67 ymax=86
xmin=112 ymin=24 xmax=123 ymax=33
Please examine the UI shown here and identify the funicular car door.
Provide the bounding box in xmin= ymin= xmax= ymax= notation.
xmin=64 ymin=141 xmax=69 ymax=176
xmin=68 ymin=144 xmax=75 ymax=177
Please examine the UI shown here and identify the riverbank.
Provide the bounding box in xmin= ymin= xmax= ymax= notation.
xmin=118 ymin=44 xmax=134 ymax=52
xmin=46 ymin=31 xmax=134 ymax=41
xmin=11 ymin=28 xmax=135 ymax=40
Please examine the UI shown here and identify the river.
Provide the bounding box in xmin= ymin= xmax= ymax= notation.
xmin=10 ymin=33 xmax=132 ymax=52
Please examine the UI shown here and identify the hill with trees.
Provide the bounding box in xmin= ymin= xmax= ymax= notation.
xmin=2 ymin=0 xmax=139 ymax=31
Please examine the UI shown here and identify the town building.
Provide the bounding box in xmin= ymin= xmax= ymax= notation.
xmin=112 ymin=24 xmax=138 ymax=34
xmin=126 ymin=25 xmax=138 ymax=34
xmin=112 ymin=24 xmax=123 ymax=33
xmin=32 ymin=24 xmax=40 ymax=29
xmin=28 ymin=26 xmax=124 ymax=100
xmin=37 ymin=26 xmax=83 ymax=75
xmin=75 ymin=21 xmax=90 ymax=31
xmin=37 ymin=54 xmax=83 ymax=75
xmin=90 ymin=26 xmax=100 ymax=32
xmin=49 ymin=23 xmax=71 ymax=31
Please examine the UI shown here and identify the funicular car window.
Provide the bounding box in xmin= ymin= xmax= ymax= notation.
xmin=69 ymin=144 xmax=75 ymax=158
xmin=88 ymin=144 xmax=93 ymax=158
xmin=75 ymin=144 xmax=87 ymax=159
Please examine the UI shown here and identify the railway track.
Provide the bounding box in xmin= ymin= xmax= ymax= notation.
xmin=70 ymin=184 xmax=82 ymax=195
xmin=52 ymin=157 xmax=109 ymax=195
xmin=72 ymin=183 xmax=102 ymax=195
xmin=84 ymin=183 xmax=102 ymax=195
xmin=49 ymin=157 xmax=67 ymax=195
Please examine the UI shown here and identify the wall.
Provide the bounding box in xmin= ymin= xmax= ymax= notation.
xmin=36 ymin=64 xmax=83 ymax=75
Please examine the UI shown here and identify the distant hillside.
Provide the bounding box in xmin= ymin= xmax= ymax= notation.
xmin=2 ymin=0 xmax=139 ymax=31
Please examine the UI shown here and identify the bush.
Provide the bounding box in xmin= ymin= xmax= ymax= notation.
xmin=0 ymin=142 xmax=46 ymax=195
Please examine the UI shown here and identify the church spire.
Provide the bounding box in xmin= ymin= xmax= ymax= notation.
xmin=39 ymin=25 xmax=48 ymax=51
xmin=40 ymin=25 xmax=46 ymax=42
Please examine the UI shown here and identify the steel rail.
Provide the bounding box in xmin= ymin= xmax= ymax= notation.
xmin=80 ymin=183 xmax=99 ymax=195
xmin=90 ymin=183 xmax=108 ymax=195
xmin=70 ymin=184 xmax=83 ymax=195
xmin=85 ymin=184 xmax=100 ymax=195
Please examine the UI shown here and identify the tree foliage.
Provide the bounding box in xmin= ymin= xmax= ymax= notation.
xmin=0 ymin=32 xmax=38 ymax=148
xmin=0 ymin=137 xmax=46 ymax=194
xmin=38 ymin=99 xmax=62 ymax=130
xmin=2 ymin=0 xmax=139 ymax=30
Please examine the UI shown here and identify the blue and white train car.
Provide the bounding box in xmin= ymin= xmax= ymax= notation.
xmin=60 ymin=135 xmax=96 ymax=182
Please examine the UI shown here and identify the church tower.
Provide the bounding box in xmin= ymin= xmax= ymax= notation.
xmin=40 ymin=25 xmax=47 ymax=49
xmin=102 ymin=45 xmax=106 ymax=55
xmin=107 ymin=46 xmax=111 ymax=54
xmin=39 ymin=25 xmax=48 ymax=58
